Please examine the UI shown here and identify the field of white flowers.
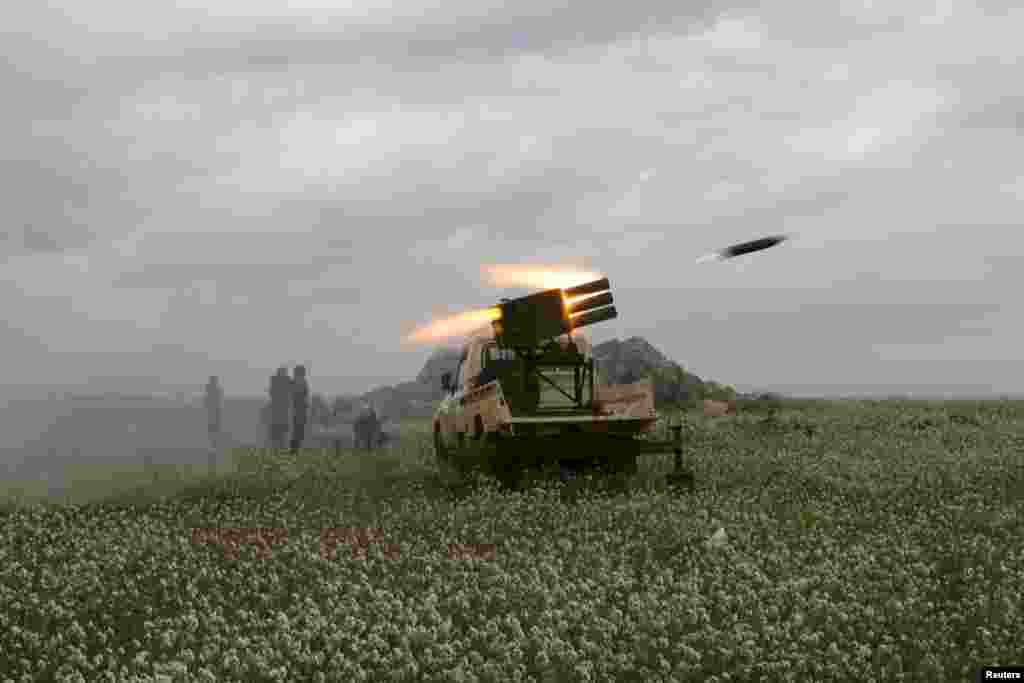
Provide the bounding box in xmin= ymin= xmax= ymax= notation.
xmin=2 ymin=399 xmax=1022 ymax=682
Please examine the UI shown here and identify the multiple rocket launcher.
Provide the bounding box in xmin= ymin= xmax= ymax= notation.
xmin=491 ymin=277 xmax=616 ymax=349
xmin=417 ymin=233 xmax=789 ymax=485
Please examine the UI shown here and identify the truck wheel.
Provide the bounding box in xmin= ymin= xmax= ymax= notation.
xmin=493 ymin=459 xmax=524 ymax=491
xmin=434 ymin=427 xmax=447 ymax=459
xmin=438 ymin=456 xmax=462 ymax=486
xmin=609 ymin=455 xmax=638 ymax=494
xmin=435 ymin=429 xmax=461 ymax=485
xmin=618 ymin=455 xmax=639 ymax=477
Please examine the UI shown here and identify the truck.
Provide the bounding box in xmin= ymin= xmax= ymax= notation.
xmin=432 ymin=277 xmax=691 ymax=489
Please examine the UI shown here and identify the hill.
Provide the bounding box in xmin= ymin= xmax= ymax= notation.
xmin=591 ymin=336 xmax=673 ymax=381
xmin=352 ymin=337 xmax=722 ymax=418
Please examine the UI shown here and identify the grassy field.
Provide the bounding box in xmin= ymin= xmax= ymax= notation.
xmin=1 ymin=399 xmax=1022 ymax=682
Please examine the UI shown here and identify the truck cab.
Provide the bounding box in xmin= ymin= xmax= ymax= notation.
xmin=434 ymin=330 xmax=522 ymax=451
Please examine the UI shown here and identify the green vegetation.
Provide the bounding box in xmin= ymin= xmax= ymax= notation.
xmin=645 ymin=362 xmax=736 ymax=407
xmin=2 ymin=399 xmax=1023 ymax=682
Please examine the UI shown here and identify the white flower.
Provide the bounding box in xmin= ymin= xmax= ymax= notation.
xmin=707 ymin=528 xmax=729 ymax=549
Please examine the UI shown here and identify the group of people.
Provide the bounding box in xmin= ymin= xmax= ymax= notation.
xmin=267 ymin=365 xmax=310 ymax=454
xmin=205 ymin=367 xmax=386 ymax=455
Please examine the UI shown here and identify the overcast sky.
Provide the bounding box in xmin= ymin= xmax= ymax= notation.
xmin=2 ymin=0 xmax=1022 ymax=398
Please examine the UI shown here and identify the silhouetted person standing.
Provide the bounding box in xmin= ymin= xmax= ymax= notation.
xmin=355 ymin=403 xmax=381 ymax=451
xmin=290 ymin=365 xmax=310 ymax=454
xmin=204 ymin=376 xmax=223 ymax=449
xmin=269 ymin=367 xmax=292 ymax=450
xmin=368 ymin=405 xmax=381 ymax=449
xmin=354 ymin=404 xmax=367 ymax=450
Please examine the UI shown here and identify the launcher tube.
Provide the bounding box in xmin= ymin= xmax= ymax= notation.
xmin=570 ymin=306 xmax=618 ymax=329
xmin=566 ymin=291 xmax=613 ymax=315
xmin=563 ymin=278 xmax=611 ymax=298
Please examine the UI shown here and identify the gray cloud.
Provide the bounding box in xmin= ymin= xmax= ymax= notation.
xmin=1 ymin=0 xmax=1022 ymax=400
xmin=1 ymin=160 xmax=95 ymax=255
xmin=23 ymin=0 xmax=756 ymax=69
xmin=958 ymin=94 xmax=1024 ymax=132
